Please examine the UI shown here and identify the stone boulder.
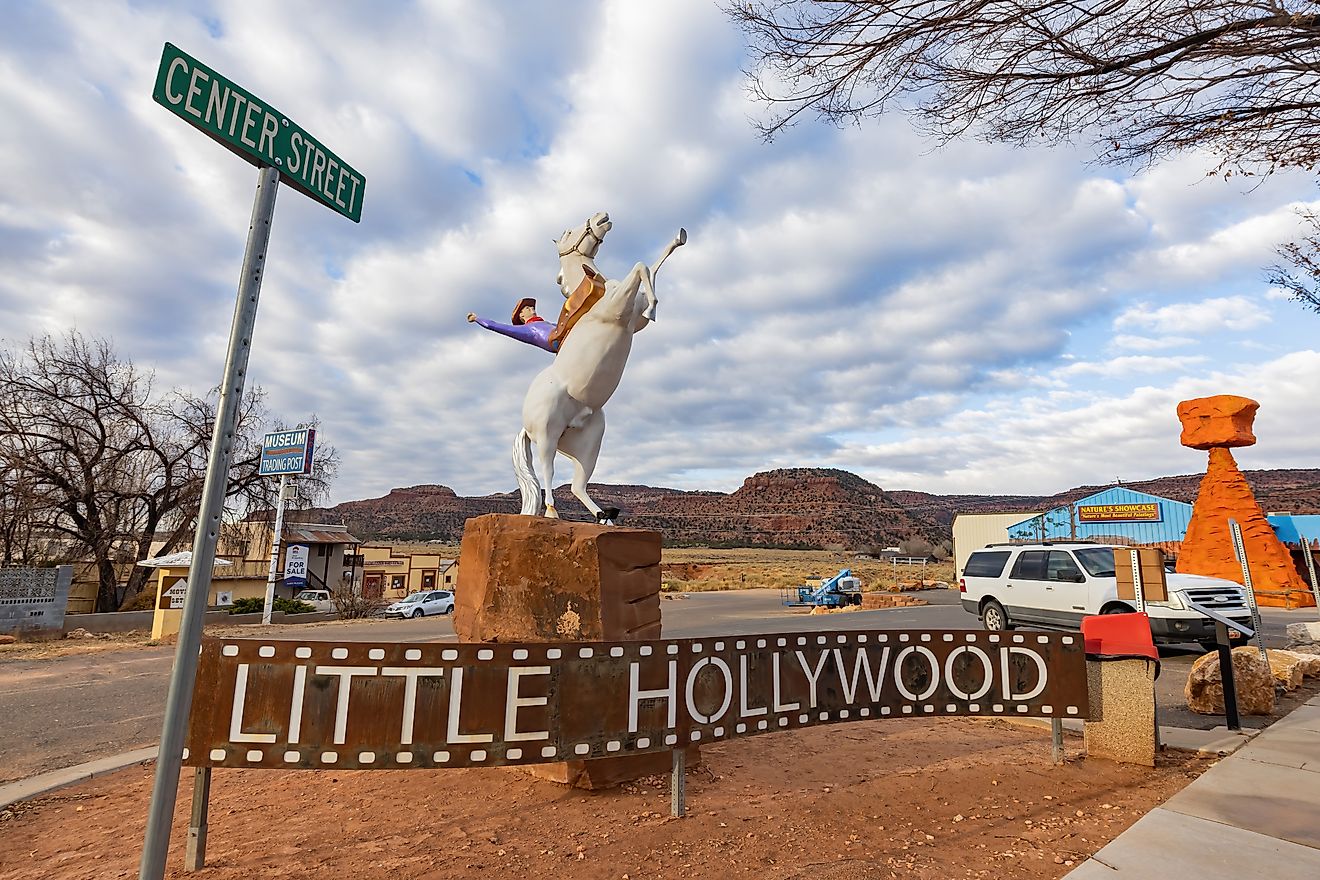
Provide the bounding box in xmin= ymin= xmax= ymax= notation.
xmin=1185 ymin=647 xmax=1275 ymax=716
xmin=1266 ymin=648 xmax=1320 ymax=691
xmin=1286 ymin=621 xmax=1320 ymax=646
xmin=1177 ymin=395 xmax=1258 ymax=449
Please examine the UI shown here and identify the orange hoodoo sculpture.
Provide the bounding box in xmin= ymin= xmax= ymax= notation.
xmin=1175 ymin=395 xmax=1315 ymax=608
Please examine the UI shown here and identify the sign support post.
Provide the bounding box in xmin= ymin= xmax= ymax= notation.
xmin=138 ymin=164 xmax=280 ymax=880
xmin=1299 ymin=532 xmax=1320 ymax=615
xmin=1229 ymin=519 xmax=1269 ymax=664
xmin=261 ymin=474 xmax=290 ymax=624
xmin=184 ymin=766 xmax=212 ymax=871
xmin=670 ymin=749 xmax=686 ymax=818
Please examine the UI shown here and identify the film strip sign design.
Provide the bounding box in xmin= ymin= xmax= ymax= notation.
xmin=185 ymin=629 xmax=1088 ymax=770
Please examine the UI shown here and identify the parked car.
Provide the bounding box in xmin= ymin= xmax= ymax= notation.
xmin=384 ymin=590 xmax=455 ymax=619
xmin=292 ymin=589 xmax=334 ymax=613
xmin=959 ymin=542 xmax=1252 ymax=649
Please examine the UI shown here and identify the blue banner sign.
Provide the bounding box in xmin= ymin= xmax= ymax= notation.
xmin=259 ymin=428 xmax=316 ymax=476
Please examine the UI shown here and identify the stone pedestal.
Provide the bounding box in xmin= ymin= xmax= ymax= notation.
xmin=1083 ymin=658 xmax=1157 ymax=766
xmin=455 ymin=513 xmax=673 ymax=788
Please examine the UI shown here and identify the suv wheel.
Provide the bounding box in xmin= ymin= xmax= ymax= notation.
xmin=982 ymin=599 xmax=1010 ymax=632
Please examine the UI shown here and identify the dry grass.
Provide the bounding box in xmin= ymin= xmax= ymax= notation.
xmin=0 ymin=630 xmax=159 ymax=662
xmin=380 ymin=541 xmax=956 ymax=594
xmin=660 ymin=547 xmax=955 ymax=593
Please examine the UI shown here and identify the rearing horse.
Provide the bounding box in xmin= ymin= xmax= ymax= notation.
xmin=513 ymin=213 xmax=686 ymax=522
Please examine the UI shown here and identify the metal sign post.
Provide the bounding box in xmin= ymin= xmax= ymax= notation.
xmin=141 ymin=40 xmax=364 ymax=880
xmin=261 ymin=474 xmax=290 ymax=624
xmin=138 ymin=164 xmax=280 ymax=880
xmin=670 ymin=749 xmax=686 ymax=818
xmin=1300 ymin=532 xmax=1320 ymax=615
xmin=1185 ymin=598 xmax=1255 ymax=732
xmin=1228 ymin=519 xmax=1269 ymax=664
xmin=1128 ymin=550 xmax=1146 ymax=613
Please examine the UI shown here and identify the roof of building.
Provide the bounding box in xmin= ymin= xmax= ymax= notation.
xmin=136 ymin=551 xmax=233 ymax=568
xmin=282 ymin=523 xmax=362 ymax=545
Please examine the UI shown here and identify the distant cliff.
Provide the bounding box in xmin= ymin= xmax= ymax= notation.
xmin=302 ymin=467 xmax=1320 ymax=548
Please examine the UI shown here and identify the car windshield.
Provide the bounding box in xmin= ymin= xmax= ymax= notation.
xmin=1075 ymin=548 xmax=1117 ymax=577
xmin=400 ymin=593 xmax=427 ymax=603
xmin=295 ymin=592 xmax=319 ymax=600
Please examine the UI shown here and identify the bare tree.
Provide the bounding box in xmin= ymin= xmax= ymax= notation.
xmin=730 ymin=1 xmax=1320 ymax=168
xmin=729 ymin=1 xmax=1320 ymax=301
xmin=0 ymin=333 xmax=339 ymax=611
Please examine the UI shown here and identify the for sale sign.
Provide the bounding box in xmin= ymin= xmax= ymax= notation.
xmin=184 ymin=630 xmax=1089 ymax=770
xmin=283 ymin=544 xmax=309 ymax=589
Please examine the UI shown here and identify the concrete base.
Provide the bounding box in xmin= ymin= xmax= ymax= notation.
xmin=1084 ymin=658 xmax=1158 ymax=766
xmin=455 ymin=514 xmax=685 ymax=789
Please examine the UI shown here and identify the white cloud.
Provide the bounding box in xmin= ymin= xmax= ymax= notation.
xmin=0 ymin=0 xmax=1316 ymax=505
xmin=1113 ymin=296 xmax=1270 ymax=335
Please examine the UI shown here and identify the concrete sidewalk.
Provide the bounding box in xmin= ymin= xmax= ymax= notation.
xmin=1066 ymin=694 xmax=1320 ymax=877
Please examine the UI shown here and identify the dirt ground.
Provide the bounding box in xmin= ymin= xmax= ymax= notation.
xmin=0 ymin=718 xmax=1207 ymax=880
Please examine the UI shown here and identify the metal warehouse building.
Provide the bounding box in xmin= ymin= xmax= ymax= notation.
xmin=1007 ymin=486 xmax=1320 ymax=561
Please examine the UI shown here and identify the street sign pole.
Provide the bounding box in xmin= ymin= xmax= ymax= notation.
xmin=1228 ymin=519 xmax=1269 ymax=665
xmin=138 ymin=164 xmax=280 ymax=880
xmin=261 ymin=474 xmax=290 ymax=625
xmin=1299 ymin=532 xmax=1320 ymax=615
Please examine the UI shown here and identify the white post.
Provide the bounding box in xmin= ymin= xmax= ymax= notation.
xmin=1129 ymin=550 xmax=1146 ymax=613
xmin=261 ymin=474 xmax=290 ymax=624
xmin=1299 ymin=532 xmax=1320 ymax=616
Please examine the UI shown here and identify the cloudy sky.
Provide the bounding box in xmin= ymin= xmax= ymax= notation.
xmin=3 ymin=0 xmax=1317 ymax=505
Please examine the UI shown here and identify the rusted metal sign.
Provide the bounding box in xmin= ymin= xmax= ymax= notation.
xmin=185 ymin=629 xmax=1087 ymax=770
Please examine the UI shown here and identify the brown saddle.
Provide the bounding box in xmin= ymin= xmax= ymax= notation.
xmin=547 ymin=266 xmax=605 ymax=353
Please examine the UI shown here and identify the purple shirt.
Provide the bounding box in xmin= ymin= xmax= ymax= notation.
xmin=474 ymin=316 xmax=558 ymax=353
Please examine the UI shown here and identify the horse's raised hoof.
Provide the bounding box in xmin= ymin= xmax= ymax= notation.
xmin=644 ymin=306 xmax=657 ymax=322
xmin=676 ymin=228 xmax=687 ymax=245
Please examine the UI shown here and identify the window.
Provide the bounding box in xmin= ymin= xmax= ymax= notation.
xmin=422 ymin=571 xmax=436 ymax=589
xmin=1047 ymin=551 xmax=1084 ymax=582
xmin=963 ymin=551 xmax=1011 ymax=578
xmin=1009 ymin=550 xmax=1049 ymax=580
xmin=391 ymin=575 xmax=405 ymax=590
xmin=1075 ymin=548 xmax=1118 ymax=577
xmin=316 ymin=545 xmax=328 ymax=556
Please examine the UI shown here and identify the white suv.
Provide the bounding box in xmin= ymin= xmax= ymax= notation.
xmin=959 ymin=542 xmax=1252 ymax=648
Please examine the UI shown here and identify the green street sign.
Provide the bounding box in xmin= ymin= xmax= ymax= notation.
xmin=152 ymin=42 xmax=365 ymax=223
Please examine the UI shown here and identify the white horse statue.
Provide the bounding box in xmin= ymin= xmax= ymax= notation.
xmin=513 ymin=212 xmax=686 ymax=522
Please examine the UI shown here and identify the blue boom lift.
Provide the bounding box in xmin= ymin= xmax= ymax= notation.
xmin=782 ymin=568 xmax=863 ymax=608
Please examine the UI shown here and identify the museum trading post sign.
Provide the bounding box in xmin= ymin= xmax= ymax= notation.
xmin=153 ymin=43 xmax=366 ymax=222
xmin=185 ymin=629 xmax=1088 ymax=770
xmin=258 ymin=428 xmax=317 ymax=476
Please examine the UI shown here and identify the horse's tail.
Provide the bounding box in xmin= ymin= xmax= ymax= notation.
xmin=512 ymin=429 xmax=541 ymax=516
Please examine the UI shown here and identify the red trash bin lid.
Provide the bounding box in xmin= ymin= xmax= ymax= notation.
xmin=1080 ymin=612 xmax=1158 ymax=662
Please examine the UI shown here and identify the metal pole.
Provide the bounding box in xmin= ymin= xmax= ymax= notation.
xmin=670 ymin=749 xmax=686 ymax=818
xmin=1228 ymin=519 xmax=1268 ymax=665
xmin=184 ymin=767 xmax=211 ymax=871
xmin=1216 ymin=621 xmax=1241 ymax=731
xmin=1129 ymin=550 xmax=1146 ymax=613
xmin=139 ymin=165 xmax=280 ymax=880
xmin=1299 ymin=532 xmax=1320 ymax=616
xmin=261 ymin=474 xmax=289 ymax=624
xmin=1050 ymin=718 xmax=1064 ymax=765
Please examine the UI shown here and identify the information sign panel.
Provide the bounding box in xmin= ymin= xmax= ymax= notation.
xmin=152 ymin=43 xmax=365 ymax=222
xmin=259 ymin=428 xmax=316 ymax=476
xmin=184 ymin=629 xmax=1089 ymax=770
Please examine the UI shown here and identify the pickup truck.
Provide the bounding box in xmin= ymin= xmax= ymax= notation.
xmin=292 ymin=589 xmax=334 ymax=613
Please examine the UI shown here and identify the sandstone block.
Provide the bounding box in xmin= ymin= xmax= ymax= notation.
xmin=1268 ymin=648 xmax=1320 ymax=685
xmin=1185 ymin=647 xmax=1275 ymax=716
xmin=1177 ymin=395 xmax=1258 ymax=449
xmin=455 ymin=514 xmax=661 ymax=643
xmin=454 ymin=513 xmax=670 ymax=789
xmin=0 ymin=634 xmax=16 ymax=645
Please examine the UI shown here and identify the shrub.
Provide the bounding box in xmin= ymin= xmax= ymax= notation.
xmin=274 ymin=598 xmax=315 ymax=615
xmin=331 ymin=579 xmax=385 ymax=619
xmin=228 ymin=597 xmax=265 ymax=615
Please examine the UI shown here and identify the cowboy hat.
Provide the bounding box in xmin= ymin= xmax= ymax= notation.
xmin=511 ymin=297 xmax=537 ymax=325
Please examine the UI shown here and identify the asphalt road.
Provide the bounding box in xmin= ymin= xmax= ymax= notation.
xmin=1 ymin=589 xmax=1312 ymax=785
